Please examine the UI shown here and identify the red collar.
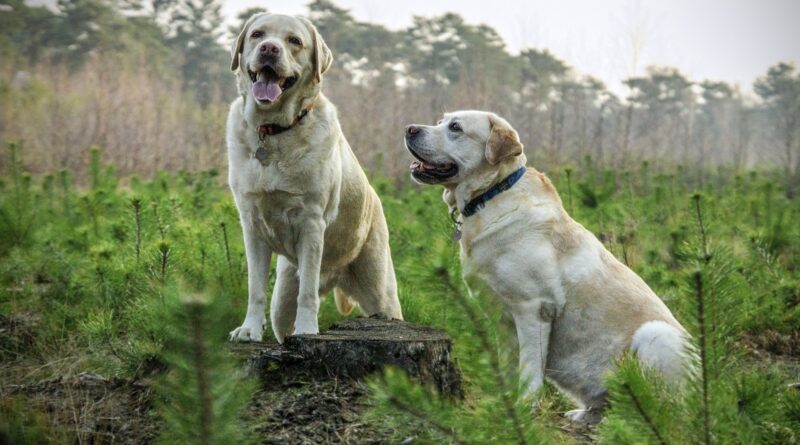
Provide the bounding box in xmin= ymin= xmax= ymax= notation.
xmin=258 ymin=101 xmax=315 ymax=139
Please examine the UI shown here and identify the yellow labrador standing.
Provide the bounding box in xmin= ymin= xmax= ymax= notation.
xmin=404 ymin=111 xmax=691 ymax=422
xmin=226 ymin=13 xmax=402 ymax=343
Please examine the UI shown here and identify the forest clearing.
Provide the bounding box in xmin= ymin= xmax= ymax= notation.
xmin=2 ymin=0 xmax=799 ymax=443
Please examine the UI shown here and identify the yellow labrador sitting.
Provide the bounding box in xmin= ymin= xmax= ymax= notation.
xmin=226 ymin=13 xmax=402 ymax=342
xmin=404 ymin=111 xmax=691 ymax=422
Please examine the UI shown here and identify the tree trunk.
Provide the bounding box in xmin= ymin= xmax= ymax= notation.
xmin=232 ymin=315 xmax=463 ymax=397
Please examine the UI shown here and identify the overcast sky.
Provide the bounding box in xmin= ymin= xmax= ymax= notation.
xmin=222 ymin=0 xmax=800 ymax=96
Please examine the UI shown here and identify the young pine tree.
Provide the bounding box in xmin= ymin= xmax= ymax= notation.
xmin=598 ymin=194 xmax=800 ymax=444
xmin=155 ymin=289 xmax=254 ymax=445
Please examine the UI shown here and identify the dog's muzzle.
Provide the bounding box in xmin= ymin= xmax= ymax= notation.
xmin=404 ymin=128 xmax=458 ymax=184
xmin=248 ymin=63 xmax=298 ymax=104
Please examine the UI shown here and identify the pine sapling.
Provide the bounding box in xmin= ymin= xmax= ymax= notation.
xmin=564 ymin=166 xmax=575 ymax=214
xmin=693 ymin=270 xmax=711 ymax=445
xmin=153 ymin=202 xmax=166 ymax=241
xmin=692 ymin=193 xmax=711 ymax=264
xmin=4 ymin=142 xmax=34 ymax=243
xmin=619 ymin=232 xmax=631 ymax=267
xmin=155 ymin=292 xmax=253 ymax=445
xmin=186 ymin=301 xmax=213 ymax=445
xmin=158 ymin=241 xmax=170 ymax=284
xmin=132 ymin=198 xmax=142 ymax=262
xmin=622 ymin=383 xmax=668 ymax=445
xmin=692 ymin=192 xmax=713 ymax=445
xmin=219 ymin=222 xmax=234 ymax=283
xmin=43 ymin=174 xmax=54 ymax=209
xmin=385 ymin=394 xmax=470 ymax=445
xmin=437 ymin=268 xmax=529 ymax=445
xmin=89 ymin=147 xmax=102 ymax=191
xmin=59 ymin=169 xmax=72 ymax=222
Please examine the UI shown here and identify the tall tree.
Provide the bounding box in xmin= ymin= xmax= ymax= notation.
xmin=165 ymin=0 xmax=229 ymax=105
xmin=695 ymin=80 xmax=748 ymax=169
xmin=513 ymin=49 xmax=569 ymax=162
xmin=0 ymin=0 xmax=60 ymax=64
xmin=625 ymin=67 xmax=696 ymax=161
xmin=307 ymin=0 xmax=400 ymax=84
xmin=56 ymin=0 xmax=122 ymax=66
xmin=755 ymin=62 xmax=800 ymax=196
xmin=228 ymin=7 xmax=267 ymax=41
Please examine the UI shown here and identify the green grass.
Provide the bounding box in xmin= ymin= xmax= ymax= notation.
xmin=1 ymin=143 xmax=799 ymax=444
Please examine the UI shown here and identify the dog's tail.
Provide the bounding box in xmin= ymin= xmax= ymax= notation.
xmin=632 ymin=320 xmax=695 ymax=385
xmin=334 ymin=288 xmax=357 ymax=316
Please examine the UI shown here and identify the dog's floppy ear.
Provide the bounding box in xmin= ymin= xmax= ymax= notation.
xmin=485 ymin=114 xmax=523 ymax=165
xmin=298 ymin=17 xmax=333 ymax=83
xmin=230 ymin=13 xmax=265 ymax=72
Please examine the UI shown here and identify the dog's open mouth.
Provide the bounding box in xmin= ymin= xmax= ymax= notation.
xmin=248 ymin=66 xmax=297 ymax=103
xmin=407 ymin=147 xmax=458 ymax=183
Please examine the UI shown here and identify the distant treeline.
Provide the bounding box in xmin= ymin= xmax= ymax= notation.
xmin=1 ymin=0 xmax=799 ymax=194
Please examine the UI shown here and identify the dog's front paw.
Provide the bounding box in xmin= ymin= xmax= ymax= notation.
xmin=229 ymin=316 xmax=266 ymax=342
xmin=528 ymin=397 xmax=542 ymax=414
xmin=564 ymin=409 xmax=602 ymax=424
xmin=292 ymin=307 xmax=319 ymax=336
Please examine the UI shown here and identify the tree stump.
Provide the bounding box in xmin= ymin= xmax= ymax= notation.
xmin=232 ymin=315 xmax=462 ymax=396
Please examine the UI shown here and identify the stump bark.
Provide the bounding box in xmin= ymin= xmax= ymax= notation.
xmin=232 ymin=315 xmax=462 ymax=396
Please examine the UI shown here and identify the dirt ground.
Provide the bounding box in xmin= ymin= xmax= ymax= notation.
xmin=247 ymin=376 xmax=397 ymax=445
xmin=2 ymin=314 xmax=798 ymax=444
xmin=0 ymin=315 xmax=403 ymax=445
xmin=2 ymin=374 xmax=158 ymax=444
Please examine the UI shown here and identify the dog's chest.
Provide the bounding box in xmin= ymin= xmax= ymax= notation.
xmin=458 ymin=220 xmax=561 ymax=306
xmin=236 ymin=159 xmax=289 ymax=194
xmin=231 ymin=159 xmax=315 ymax=258
xmin=240 ymin=190 xmax=308 ymax=257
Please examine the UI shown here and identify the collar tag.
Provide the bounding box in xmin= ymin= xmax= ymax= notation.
xmin=450 ymin=209 xmax=463 ymax=242
xmin=255 ymin=146 xmax=269 ymax=163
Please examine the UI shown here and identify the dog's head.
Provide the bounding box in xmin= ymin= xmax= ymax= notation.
xmin=230 ymin=13 xmax=332 ymax=108
xmin=404 ymin=110 xmax=524 ymax=186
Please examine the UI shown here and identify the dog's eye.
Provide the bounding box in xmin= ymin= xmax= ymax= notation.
xmin=287 ymin=36 xmax=302 ymax=46
xmin=449 ymin=121 xmax=462 ymax=132
xmin=250 ymin=30 xmax=264 ymax=39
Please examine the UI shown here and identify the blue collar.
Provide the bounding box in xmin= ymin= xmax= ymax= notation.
xmin=461 ymin=166 xmax=527 ymax=217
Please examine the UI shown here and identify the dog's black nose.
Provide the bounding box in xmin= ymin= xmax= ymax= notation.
xmin=260 ymin=42 xmax=281 ymax=56
xmin=406 ymin=125 xmax=420 ymax=136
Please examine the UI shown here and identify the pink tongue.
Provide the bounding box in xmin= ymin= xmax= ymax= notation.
xmin=252 ymin=80 xmax=282 ymax=102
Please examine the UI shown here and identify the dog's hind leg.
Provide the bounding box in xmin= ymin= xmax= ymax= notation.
xmin=338 ymin=214 xmax=402 ymax=320
xmin=270 ymin=256 xmax=299 ymax=343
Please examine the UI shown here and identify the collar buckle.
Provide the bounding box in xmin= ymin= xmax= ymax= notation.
xmin=254 ymin=100 xmax=316 ymax=165
xmin=257 ymin=101 xmax=315 ymax=140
